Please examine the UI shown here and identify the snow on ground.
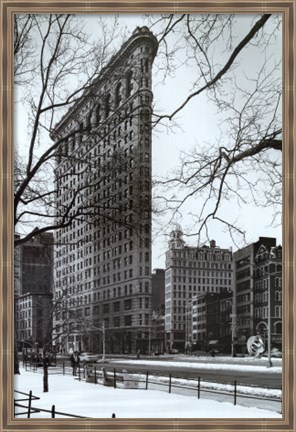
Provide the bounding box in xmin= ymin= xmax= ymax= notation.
xmin=122 ymin=372 xmax=281 ymax=399
xmin=111 ymin=359 xmax=282 ymax=374
xmin=14 ymin=368 xmax=281 ymax=419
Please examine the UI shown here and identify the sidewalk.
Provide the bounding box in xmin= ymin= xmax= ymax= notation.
xmin=107 ymin=354 xmax=282 ymax=368
xmin=170 ymin=354 xmax=282 ymax=367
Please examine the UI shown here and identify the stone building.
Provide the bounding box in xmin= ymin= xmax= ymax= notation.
xmin=191 ymin=294 xmax=206 ymax=346
xmin=14 ymin=234 xmax=21 ymax=298
xmin=152 ymin=268 xmax=165 ymax=312
xmin=19 ymin=233 xmax=54 ymax=296
xmin=15 ymin=292 xmax=53 ymax=351
xmin=187 ymin=290 xmax=233 ymax=353
xmin=190 ymin=291 xmax=232 ymax=353
xmin=51 ymin=27 xmax=158 ymax=354
xmin=253 ymin=244 xmax=282 ymax=350
xmin=15 ymin=232 xmax=54 ymax=351
xmin=205 ymin=291 xmax=232 ymax=352
xmin=232 ymin=237 xmax=276 ymax=353
xmin=165 ymin=226 xmax=233 ymax=352
xmin=151 ymin=268 xmax=165 ymax=354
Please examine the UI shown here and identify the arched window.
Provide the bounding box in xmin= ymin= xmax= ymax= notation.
xmin=275 ymin=306 xmax=282 ymax=318
xmin=63 ymin=141 xmax=68 ymax=157
xmin=125 ymin=71 xmax=133 ymax=97
xmin=84 ymin=113 xmax=91 ymax=130
xmin=96 ymin=105 xmax=101 ymax=126
xmin=70 ymin=137 xmax=74 ymax=153
xmin=104 ymin=94 xmax=111 ymax=119
xmin=115 ymin=82 xmax=122 ymax=107
xmin=274 ymin=322 xmax=282 ymax=334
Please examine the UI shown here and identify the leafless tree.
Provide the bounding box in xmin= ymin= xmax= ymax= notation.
xmin=148 ymin=14 xmax=282 ymax=244
xmin=14 ymin=14 xmax=133 ymax=247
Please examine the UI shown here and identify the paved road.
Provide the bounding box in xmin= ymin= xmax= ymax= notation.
xmin=103 ymin=361 xmax=282 ymax=389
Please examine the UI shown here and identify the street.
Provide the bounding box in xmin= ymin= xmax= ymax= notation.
xmin=103 ymin=359 xmax=282 ymax=390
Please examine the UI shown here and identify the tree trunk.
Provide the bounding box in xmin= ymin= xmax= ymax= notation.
xmin=43 ymin=362 xmax=48 ymax=392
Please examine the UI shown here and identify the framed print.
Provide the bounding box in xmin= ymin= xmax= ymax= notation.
xmin=0 ymin=1 xmax=295 ymax=431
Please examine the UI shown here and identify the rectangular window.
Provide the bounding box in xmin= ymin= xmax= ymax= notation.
xmin=124 ymin=315 xmax=132 ymax=326
xmin=113 ymin=317 xmax=120 ymax=327
xmin=113 ymin=302 xmax=120 ymax=312
xmin=124 ymin=299 xmax=132 ymax=310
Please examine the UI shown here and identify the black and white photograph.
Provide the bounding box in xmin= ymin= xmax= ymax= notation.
xmin=13 ymin=13 xmax=282 ymax=419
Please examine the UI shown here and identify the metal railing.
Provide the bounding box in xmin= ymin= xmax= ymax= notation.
xmin=14 ymin=390 xmax=86 ymax=418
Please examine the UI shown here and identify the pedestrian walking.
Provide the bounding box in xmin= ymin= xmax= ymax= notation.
xmin=70 ymin=351 xmax=80 ymax=376
xmin=136 ymin=349 xmax=141 ymax=359
xmin=70 ymin=353 xmax=75 ymax=375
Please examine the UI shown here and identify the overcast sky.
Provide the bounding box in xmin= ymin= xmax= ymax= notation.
xmin=15 ymin=14 xmax=282 ymax=268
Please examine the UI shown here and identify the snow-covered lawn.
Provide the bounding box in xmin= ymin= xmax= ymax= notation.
xmin=14 ymin=368 xmax=281 ymax=419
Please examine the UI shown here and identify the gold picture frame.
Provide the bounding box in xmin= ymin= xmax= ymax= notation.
xmin=0 ymin=1 xmax=294 ymax=431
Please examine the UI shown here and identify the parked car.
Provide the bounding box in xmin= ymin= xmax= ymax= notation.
xmin=191 ymin=350 xmax=209 ymax=357
xmin=207 ymin=340 xmax=220 ymax=355
xmin=79 ymin=352 xmax=101 ymax=365
xmin=170 ymin=348 xmax=179 ymax=354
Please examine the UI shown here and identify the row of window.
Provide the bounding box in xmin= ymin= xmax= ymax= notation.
xmin=170 ymin=273 xmax=232 ymax=282
xmin=170 ymin=259 xmax=232 ymax=268
xmin=255 ymin=277 xmax=282 ymax=289
xmin=56 ymin=252 xmax=143 ymax=280
xmin=57 ymin=73 xmax=152 ymax=169
xmin=16 ymin=319 xmax=31 ymax=329
xmin=55 ymin=280 xmax=151 ymax=305
xmin=192 ymin=323 xmax=206 ymax=330
xmin=254 ymin=290 xmax=282 ymax=303
xmin=16 ymin=300 xmax=32 ymax=310
xmin=254 ymin=306 xmax=282 ymax=318
xmin=17 ymin=330 xmax=31 ymax=340
xmin=57 ymin=74 xmax=136 ymax=163
xmin=172 ymin=250 xmax=232 ymax=261
xmin=16 ymin=310 xmax=31 ymax=319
